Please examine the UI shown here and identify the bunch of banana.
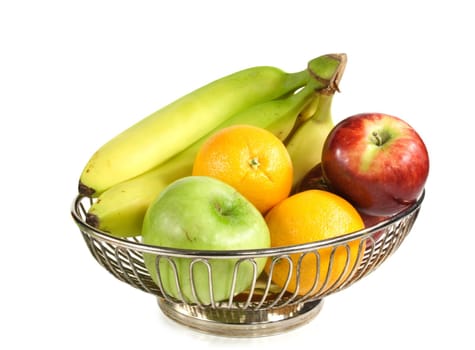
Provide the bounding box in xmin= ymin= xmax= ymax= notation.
xmin=79 ymin=53 xmax=347 ymax=237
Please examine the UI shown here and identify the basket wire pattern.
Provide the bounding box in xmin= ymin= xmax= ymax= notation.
xmin=71 ymin=192 xmax=423 ymax=336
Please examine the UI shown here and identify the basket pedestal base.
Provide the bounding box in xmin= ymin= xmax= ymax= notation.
xmin=157 ymin=297 xmax=323 ymax=337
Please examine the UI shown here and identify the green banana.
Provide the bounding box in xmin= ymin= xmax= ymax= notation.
xmin=85 ymin=84 xmax=320 ymax=237
xmin=285 ymin=91 xmax=336 ymax=190
xmin=78 ymin=65 xmax=310 ymax=197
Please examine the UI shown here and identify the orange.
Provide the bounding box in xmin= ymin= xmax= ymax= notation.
xmin=264 ymin=189 xmax=365 ymax=296
xmin=192 ymin=124 xmax=293 ymax=213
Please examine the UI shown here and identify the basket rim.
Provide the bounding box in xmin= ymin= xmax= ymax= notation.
xmin=70 ymin=190 xmax=424 ymax=259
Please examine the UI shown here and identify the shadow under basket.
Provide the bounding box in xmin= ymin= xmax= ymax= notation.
xmin=70 ymin=191 xmax=424 ymax=337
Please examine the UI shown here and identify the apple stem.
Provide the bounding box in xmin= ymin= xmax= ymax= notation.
xmin=371 ymin=130 xmax=390 ymax=147
xmin=372 ymin=131 xmax=383 ymax=146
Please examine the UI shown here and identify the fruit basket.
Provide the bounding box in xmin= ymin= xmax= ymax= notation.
xmin=71 ymin=191 xmax=424 ymax=337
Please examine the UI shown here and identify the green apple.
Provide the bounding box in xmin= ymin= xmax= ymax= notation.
xmin=141 ymin=176 xmax=270 ymax=304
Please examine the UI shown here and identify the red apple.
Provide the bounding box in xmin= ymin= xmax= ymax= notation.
xmin=297 ymin=163 xmax=333 ymax=193
xmin=360 ymin=212 xmax=392 ymax=244
xmin=321 ymin=113 xmax=429 ymax=216
xmin=360 ymin=212 xmax=390 ymax=227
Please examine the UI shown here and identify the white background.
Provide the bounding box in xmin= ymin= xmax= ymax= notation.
xmin=1 ymin=0 xmax=473 ymax=349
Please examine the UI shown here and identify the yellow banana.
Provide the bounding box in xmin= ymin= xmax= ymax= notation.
xmin=86 ymin=84 xmax=320 ymax=237
xmin=285 ymin=53 xmax=347 ymax=190
xmin=283 ymin=93 xmax=321 ymax=145
xmin=285 ymin=92 xmax=336 ymax=190
xmin=78 ymin=66 xmax=310 ymax=197
xmin=86 ymin=154 xmax=192 ymax=237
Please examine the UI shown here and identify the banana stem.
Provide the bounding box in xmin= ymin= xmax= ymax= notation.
xmin=312 ymin=93 xmax=333 ymax=124
xmin=307 ymin=53 xmax=347 ymax=94
xmin=283 ymin=69 xmax=312 ymax=92
xmin=283 ymin=53 xmax=347 ymax=96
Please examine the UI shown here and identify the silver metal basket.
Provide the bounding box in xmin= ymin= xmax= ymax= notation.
xmin=71 ymin=191 xmax=424 ymax=337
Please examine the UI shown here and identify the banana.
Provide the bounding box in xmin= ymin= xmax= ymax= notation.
xmin=284 ymin=53 xmax=347 ymax=190
xmin=78 ymin=65 xmax=311 ymax=197
xmin=86 ymin=154 xmax=192 ymax=237
xmin=85 ymin=84 xmax=320 ymax=237
xmin=285 ymin=91 xmax=336 ymax=190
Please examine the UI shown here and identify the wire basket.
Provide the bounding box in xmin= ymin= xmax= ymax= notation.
xmin=71 ymin=191 xmax=424 ymax=337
